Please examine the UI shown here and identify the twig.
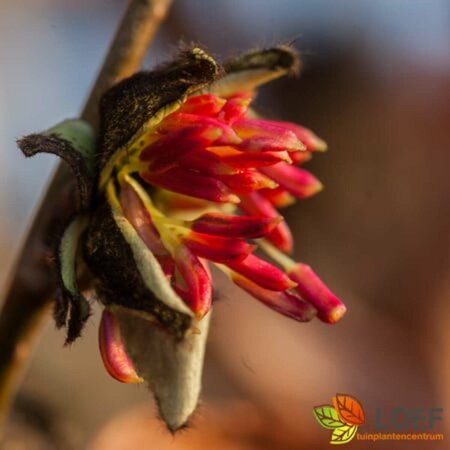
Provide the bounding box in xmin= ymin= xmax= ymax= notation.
xmin=0 ymin=0 xmax=173 ymax=427
xmin=82 ymin=0 xmax=173 ymax=128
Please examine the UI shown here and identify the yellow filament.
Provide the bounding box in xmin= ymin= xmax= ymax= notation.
xmin=257 ymin=239 xmax=296 ymax=271
xmin=106 ymin=180 xmax=122 ymax=212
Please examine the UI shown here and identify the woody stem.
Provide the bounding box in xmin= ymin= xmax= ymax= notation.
xmin=0 ymin=0 xmax=173 ymax=428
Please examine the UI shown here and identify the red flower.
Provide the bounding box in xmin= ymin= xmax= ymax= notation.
xmin=101 ymin=90 xmax=346 ymax=333
xmin=20 ymin=46 xmax=348 ymax=432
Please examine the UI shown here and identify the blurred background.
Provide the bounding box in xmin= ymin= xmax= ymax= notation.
xmin=0 ymin=0 xmax=449 ymax=448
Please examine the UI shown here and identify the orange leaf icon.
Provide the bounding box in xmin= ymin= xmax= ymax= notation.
xmin=332 ymin=394 xmax=365 ymax=425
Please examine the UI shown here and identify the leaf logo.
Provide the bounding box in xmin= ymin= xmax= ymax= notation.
xmin=333 ymin=394 xmax=365 ymax=425
xmin=313 ymin=394 xmax=365 ymax=445
xmin=330 ymin=423 xmax=358 ymax=445
xmin=313 ymin=405 xmax=345 ymax=429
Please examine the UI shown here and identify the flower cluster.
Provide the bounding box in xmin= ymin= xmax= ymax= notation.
xmin=102 ymin=89 xmax=345 ymax=332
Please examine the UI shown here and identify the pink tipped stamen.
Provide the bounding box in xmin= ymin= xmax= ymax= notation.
xmin=288 ymin=263 xmax=346 ymax=324
xmin=232 ymin=273 xmax=317 ymax=322
xmin=260 ymin=163 xmax=323 ymax=199
xmin=219 ymin=93 xmax=252 ymax=123
xmin=192 ymin=213 xmax=281 ymax=238
xmin=227 ymin=254 xmax=297 ymax=291
xmin=158 ymin=113 xmax=241 ymax=145
xmin=207 ymin=146 xmax=292 ymax=167
xmin=270 ymin=120 xmax=328 ymax=152
xmin=99 ymin=309 xmax=143 ymax=384
xmin=184 ymin=231 xmax=255 ymax=264
xmin=141 ymin=125 xmax=222 ymax=174
xmin=157 ymin=254 xmax=176 ymax=281
xmin=237 ymin=136 xmax=302 ymax=153
xmin=218 ymin=170 xmax=278 ymax=193
xmin=240 ymin=192 xmax=294 ymax=253
xmin=259 ymin=187 xmax=296 ymax=209
xmin=179 ymin=150 xmax=238 ymax=175
xmin=174 ymin=245 xmax=212 ymax=318
xmin=142 ymin=167 xmax=240 ymax=204
xmin=289 ymin=150 xmax=313 ymax=164
xmin=233 ymin=118 xmax=305 ymax=152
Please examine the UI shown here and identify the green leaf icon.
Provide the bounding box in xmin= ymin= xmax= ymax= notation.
xmin=330 ymin=424 xmax=358 ymax=445
xmin=313 ymin=405 xmax=345 ymax=429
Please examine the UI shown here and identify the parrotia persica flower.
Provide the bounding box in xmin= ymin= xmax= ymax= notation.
xmin=18 ymin=46 xmax=346 ymax=431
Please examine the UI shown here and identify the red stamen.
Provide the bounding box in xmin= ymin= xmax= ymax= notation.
xmin=208 ymin=146 xmax=292 ymax=167
xmin=183 ymin=231 xmax=255 ymax=264
xmin=159 ymin=113 xmax=241 ymax=145
xmin=227 ymin=254 xmax=297 ymax=291
xmin=179 ymin=94 xmax=226 ymax=116
xmin=174 ymin=245 xmax=212 ymax=318
xmin=289 ymin=150 xmax=312 ymax=164
xmin=233 ymin=118 xmax=304 ymax=152
xmin=141 ymin=126 xmax=221 ymax=174
xmin=192 ymin=213 xmax=281 ymax=238
xmin=288 ymin=263 xmax=346 ymax=324
xmin=240 ymin=192 xmax=293 ymax=253
xmin=99 ymin=309 xmax=143 ymax=384
xmin=232 ymin=273 xmax=317 ymax=322
xmin=142 ymin=167 xmax=240 ymax=204
xmin=179 ymin=150 xmax=237 ymax=175
xmin=218 ymin=170 xmax=277 ymax=193
xmin=270 ymin=120 xmax=328 ymax=151
xmin=259 ymin=187 xmax=296 ymax=209
xmin=219 ymin=93 xmax=252 ymax=123
xmin=260 ymin=163 xmax=323 ymax=199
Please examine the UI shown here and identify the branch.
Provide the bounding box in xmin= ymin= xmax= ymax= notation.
xmin=0 ymin=0 xmax=173 ymax=426
xmin=82 ymin=0 xmax=173 ymax=128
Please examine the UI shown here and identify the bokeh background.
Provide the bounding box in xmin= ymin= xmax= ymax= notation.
xmin=0 ymin=0 xmax=449 ymax=448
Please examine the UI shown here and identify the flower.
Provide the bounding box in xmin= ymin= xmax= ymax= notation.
xmin=18 ymin=45 xmax=346 ymax=431
xmin=100 ymin=90 xmax=327 ymax=320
